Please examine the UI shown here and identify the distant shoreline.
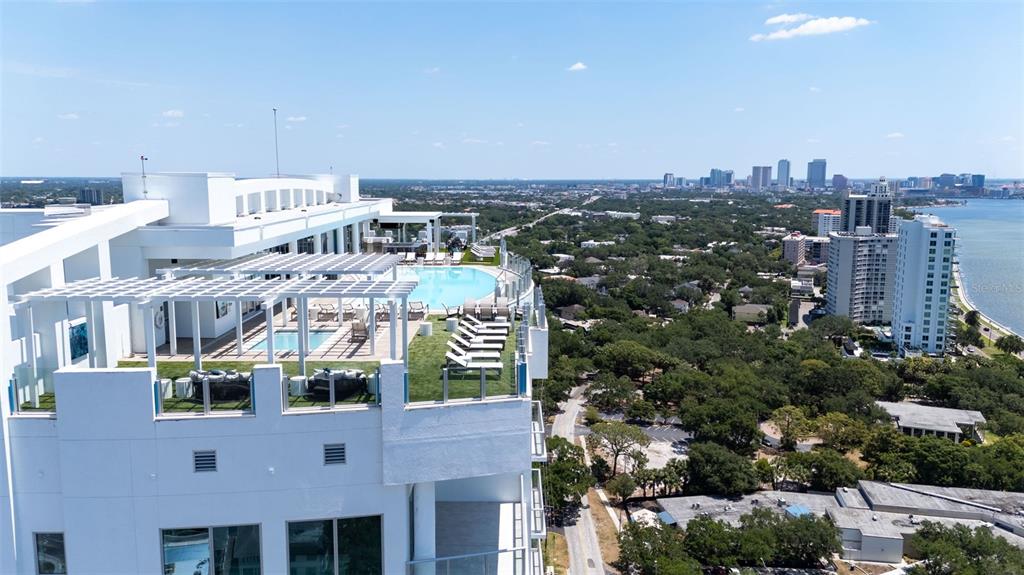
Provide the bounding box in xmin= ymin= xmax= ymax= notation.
xmin=952 ymin=262 xmax=1021 ymax=341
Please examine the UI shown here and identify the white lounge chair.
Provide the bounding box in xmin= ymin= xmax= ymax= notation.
xmin=460 ymin=320 xmax=508 ymax=335
xmin=409 ymin=301 xmax=429 ymax=319
xmin=450 ymin=251 xmax=463 ymax=265
xmin=456 ymin=326 xmax=506 ymax=344
xmin=451 ymin=334 xmax=503 ymax=351
xmin=445 ymin=351 xmax=502 ymax=372
xmin=464 ymin=315 xmax=512 ymax=329
xmin=404 ymin=252 xmax=416 ymax=264
xmin=446 ymin=340 xmax=501 ymax=361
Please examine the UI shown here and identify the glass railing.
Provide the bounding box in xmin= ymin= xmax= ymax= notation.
xmin=155 ymin=371 xmax=254 ymax=416
xmin=530 ymin=401 xmax=546 ymax=461
xmin=407 ymin=548 xmax=529 ymax=575
xmin=282 ymin=367 xmax=380 ymax=411
xmin=530 ymin=468 xmax=546 ymax=539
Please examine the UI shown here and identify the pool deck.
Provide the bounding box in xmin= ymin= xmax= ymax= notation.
xmin=143 ymin=302 xmax=425 ymax=363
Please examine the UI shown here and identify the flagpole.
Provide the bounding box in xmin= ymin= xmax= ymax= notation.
xmin=140 ymin=155 xmax=149 ymax=196
xmin=272 ymin=108 xmax=280 ymax=178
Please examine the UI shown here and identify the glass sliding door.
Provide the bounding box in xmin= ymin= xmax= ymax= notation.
xmin=288 ymin=516 xmax=382 ymax=575
xmin=162 ymin=525 xmax=261 ymax=575
xmin=338 ymin=515 xmax=382 ymax=575
xmin=288 ymin=520 xmax=335 ymax=575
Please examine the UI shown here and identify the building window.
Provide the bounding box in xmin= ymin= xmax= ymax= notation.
xmin=162 ymin=525 xmax=261 ymax=575
xmin=35 ymin=533 xmax=66 ymax=575
xmin=288 ymin=516 xmax=382 ymax=575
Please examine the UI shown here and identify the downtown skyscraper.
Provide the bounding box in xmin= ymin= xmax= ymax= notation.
xmin=776 ymin=159 xmax=791 ymax=189
xmin=892 ymin=215 xmax=956 ymax=355
xmin=751 ymin=166 xmax=772 ymax=192
xmin=807 ymin=158 xmax=827 ymax=189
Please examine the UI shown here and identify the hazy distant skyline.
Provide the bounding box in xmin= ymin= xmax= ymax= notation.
xmin=2 ymin=2 xmax=1022 ymax=179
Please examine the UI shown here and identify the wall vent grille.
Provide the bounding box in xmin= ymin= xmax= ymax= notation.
xmin=193 ymin=450 xmax=217 ymax=472
xmin=323 ymin=443 xmax=347 ymax=465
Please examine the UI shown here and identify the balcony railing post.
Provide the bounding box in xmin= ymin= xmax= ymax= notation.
xmin=9 ymin=378 xmax=18 ymax=415
xmin=281 ymin=375 xmax=289 ymax=412
xmin=442 ymin=368 xmax=449 ymax=403
xmin=480 ymin=368 xmax=487 ymax=400
xmin=202 ymin=376 xmax=211 ymax=415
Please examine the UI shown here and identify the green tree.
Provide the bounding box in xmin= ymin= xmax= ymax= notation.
xmin=542 ymin=437 xmax=593 ymax=522
xmin=963 ymin=309 xmax=981 ymax=328
xmin=996 ymin=334 xmax=1024 ymax=354
xmin=770 ymin=405 xmax=812 ymax=450
xmin=784 ymin=449 xmax=863 ymax=491
xmin=683 ymin=516 xmax=738 ymax=567
xmin=606 ymin=473 xmax=637 ymax=510
xmin=909 ymin=521 xmax=1024 ymax=575
xmin=594 ymin=340 xmax=678 ymax=381
xmin=773 ymin=514 xmax=841 ymax=567
xmin=585 ymin=373 xmax=636 ymax=411
xmin=626 ymin=398 xmax=658 ymax=424
xmin=753 ymin=458 xmax=777 ymax=488
xmin=685 ymin=442 xmax=759 ymax=497
xmin=590 ymin=456 xmax=612 ymax=484
xmin=590 ymin=421 xmax=651 ymax=476
xmin=815 ymin=412 xmax=868 ymax=453
xmin=616 ymin=521 xmax=697 ymax=575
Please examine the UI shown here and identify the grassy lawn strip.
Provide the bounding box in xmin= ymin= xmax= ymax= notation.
xmin=545 ymin=531 xmax=570 ymax=575
xmin=587 ymin=488 xmax=620 ymax=568
xmin=406 ymin=319 xmax=516 ymax=402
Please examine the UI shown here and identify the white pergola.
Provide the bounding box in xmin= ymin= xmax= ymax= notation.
xmin=156 ymin=252 xmax=402 ymax=279
xmin=15 ymin=274 xmax=418 ymax=378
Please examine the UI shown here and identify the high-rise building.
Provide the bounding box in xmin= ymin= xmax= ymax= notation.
xmin=663 ymin=173 xmax=675 ymax=187
xmin=826 ymin=228 xmax=898 ymax=324
xmin=832 ymin=174 xmax=849 ymax=191
xmin=751 ymin=166 xmax=772 ymax=192
xmin=708 ymin=168 xmax=733 ymax=187
xmin=840 ymin=177 xmax=894 ymax=234
xmin=936 ymin=173 xmax=956 ymax=189
xmin=971 ymin=174 xmax=986 ymax=189
xmin=782 ymin=232 xmax=806 ymax=265
xmin=777 ymin=159 xmax=791 ymax=190
xmin=76 ymin=188 xmax=105 ymax=205
xmin=812 ymin=209 xmax=842 ymax=236
xmin=807 ymin=159 xmax=827 ymax=189
xmin=0 ymin=170 xmax=550 ymax=573
xmin=892 ymin=215 xmax=956 ymax=356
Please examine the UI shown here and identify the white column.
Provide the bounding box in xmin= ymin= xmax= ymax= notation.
xmin=413 ymin=482 xmax=437 ymax=564
xmin=389 ymin=300 xmax=397 ymax=360
xmin=471 ymin=215 xmax=477 ymax=244
xmin=338 ymin=297 xmax=344 ymax=328
xmin=168 ymin=301 xmax=178 ymax=356
xmin=369 ymin=296 xmax=376 ymax=355
xmin=288 ymin=239 xmax=299 ymax=254
xmin=401 ymin=296 xmax=409 ymax=367
xmin=85 ymin=301 xmax=97 ymax=368
xmin=351 ymin=223 xmax=361 ymax=254
xmin=191 ymin=300 xmax=202 ymax=371
xmin=327 ymin=230 xmax=335 ymax=254
xmin=235 ymin=301 xmax=244 ymax=357
xmin=23 ymin=305 xmax=38 ymax=396
xmin=264 ymin=303 xmax=276 ymax=363
xmin=434 ymin=217 xmax=441 ymax=253
xmin=313 ymin=234 xmax=322 ymax=254
xmin=298 ymin=297 xmax=308 ymax=376
xmin=143 ymin=305 xmax=157 ymax=369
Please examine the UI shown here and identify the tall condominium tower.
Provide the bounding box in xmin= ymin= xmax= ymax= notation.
xmin=825 ymin=227 xmax=898 ymax=324
xmin=777 ymin=159 xmax=791 ymax=189
xmin=841 ymin=177 xmax=894 ymax=234
xmin=892 ymin=215 xmax=956 ymax=355
xmin=751 ymin=166 xmax=772 ymax=192
xmin=663 ymin=172 xmax=675 ymax=187
xmin=807 ymin=158 xmax=827 ymax=189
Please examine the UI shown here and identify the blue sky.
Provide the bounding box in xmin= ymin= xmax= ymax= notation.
xmin=2 ymin=1 xmax=1022 ymax=179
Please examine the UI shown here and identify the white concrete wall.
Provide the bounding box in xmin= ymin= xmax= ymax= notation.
xmin=435 ymin=472 xmax=523 ymax=502
xmin=6 ymin=365 xmax=410 ymax=574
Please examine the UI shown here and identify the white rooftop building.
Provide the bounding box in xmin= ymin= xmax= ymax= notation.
xmin=891 ymin=215 xmax=956 ymax=356
xmin=0 ymin=172 xmax=549 ymax=574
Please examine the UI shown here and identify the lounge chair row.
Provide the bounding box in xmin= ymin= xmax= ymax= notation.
xmin=403 ymin=251 xmax=463 ymax=265
xmin=444 ymin=315 xmax=512 ymax=373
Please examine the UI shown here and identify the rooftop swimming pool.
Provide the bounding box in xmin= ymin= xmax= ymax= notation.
xmin=397 ymin=266 xmax=497 ymax=310
xmin=250 ymin=330 xmax=335 ymax=352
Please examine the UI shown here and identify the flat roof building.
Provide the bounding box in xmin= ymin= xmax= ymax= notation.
xmin=876 ymin=401 xmax=985 ymax=443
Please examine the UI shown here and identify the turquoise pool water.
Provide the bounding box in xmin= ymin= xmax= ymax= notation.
xmin=250 ymin=330 xmax=335 ymax=352
xmin=397 ymin=266 xmax=497 ymax=310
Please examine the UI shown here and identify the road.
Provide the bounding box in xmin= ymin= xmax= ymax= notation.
xmin=551 ymin=386 xmax=606 ymax=575
xmin=481 ymin=195 xmax=600 ymax=243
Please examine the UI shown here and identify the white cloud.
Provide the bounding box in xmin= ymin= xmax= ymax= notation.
xmin=515 ymin=122 xmax=525 ymax=128
xmin=57 ymin=112 xmax=79 ymax=120
xmin=152 ymin=121 xmax=180 ymax=128
xmin=765 ymin=13 xmax=815 ymax=25
xmin=806 ymin=138 xmax=821 ymax=143
xmin=607 ymin=142 xmax=618 ymax=148
xmin=286 ymin=115 xmax=307 ymax=123
xmin=567 ymin=62 xmax=587 ymax=72
xmin=884 ymin=132 xmax=905 ymax=139
xmin=1000 ymin=135 xmax=1017 ymax=142
xmin=336 ymin=133 xmax=345 ymax=139
xmin=531 ymin=140 xmax=551 ymax=146
xmin=750 ymin=16 xmax=871 ymax=42
xmin=7 ymin=61 xmax=77 ymax=79
xmin=809 ymin=86 xmax=822 ymax=93
xmin=32 ymin=136 xmax=45 ymax=144
xmin=734 ymin=107 xmax=745 ymax=113
xmin=431 ymin=141 xmax=446 ymax=149
xmin=162 ymin=109 xmax=184 ymax=118
xmin=223 ymin=122 xmax=244 ymax=128
xmin=423 ymin=67 xmax=441 ymax=75
xmin=462 ymin=137 xmax=488 ymax=145
xmin=336 ymin=123 xmax=350 ymax=129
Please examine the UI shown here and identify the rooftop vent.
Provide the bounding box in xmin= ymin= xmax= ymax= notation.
xmin=323 ymin=443 xmax=347 ymax=466
xmin=193 ymin=450 xmax=217 ymax=473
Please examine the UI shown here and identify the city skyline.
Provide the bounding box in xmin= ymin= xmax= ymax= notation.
xmin=2 ymin=2 xmax=1022 ymax=179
